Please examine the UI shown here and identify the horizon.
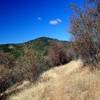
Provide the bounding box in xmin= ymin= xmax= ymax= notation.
xmin=0 ymin=0 xmax=83 ymax=44
xmin=0 ymin=36 xmax=70 ymax=45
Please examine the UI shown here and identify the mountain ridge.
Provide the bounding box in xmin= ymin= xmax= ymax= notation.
xmin=0 ymin=37 xmax=70 ymax=45
xmin=0 ymin=37 xmax=71 ymax=59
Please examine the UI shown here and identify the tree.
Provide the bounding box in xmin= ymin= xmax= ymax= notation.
xmin=17 ymin=44 xmax=37 ymax=81
xmin=70 ymin=0 xmax=100 ymax=67
xmin=47 ymin=42 xmax=69 ymax=66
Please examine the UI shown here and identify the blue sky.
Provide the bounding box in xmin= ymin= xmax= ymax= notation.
xmin=0 ymin=0 xmax=83 ymax=44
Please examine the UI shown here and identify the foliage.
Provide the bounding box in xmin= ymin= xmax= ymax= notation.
xmin=0 ymin=44 xmax=24 ymax=59
xmin=70 ymin=0 xmax=100 ymax=67
xmin=0 ymin=37 xmax=70 ymax=95
xmin=47 ymin=42 xmax=72 ymax=66
xmin=0 ymin=52 xmax=16 ymax=93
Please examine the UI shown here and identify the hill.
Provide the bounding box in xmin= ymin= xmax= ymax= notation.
xmin=0 ymin=37 xmax=70 ymax=59
xmin=0 ymin=37 xmax=71 ymax=97
xmin=6 ymin=60 xmax=100 ymax=100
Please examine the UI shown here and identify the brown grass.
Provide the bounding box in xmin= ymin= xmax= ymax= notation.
xmin=7 ymin=60 xmax=100 ymax=100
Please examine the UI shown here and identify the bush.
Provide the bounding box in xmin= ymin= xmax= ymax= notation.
xmin=47 ymin=42 xmax=71 ymax=67
xmin=70 ymin=0 xmax=100 ymax=67
xmin=0 ymin=52 xmax=17 ymax=94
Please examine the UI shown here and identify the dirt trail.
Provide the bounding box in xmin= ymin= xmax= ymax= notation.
xmin=50 ymin=60 xmax=83 ymax=100
xmin=8 ymin=60 xmax=83 ymax=100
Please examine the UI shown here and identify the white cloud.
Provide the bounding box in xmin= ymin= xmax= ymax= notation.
xmin=56 ymin=18 xmax=62 ymax=23
xmin=49 ymin=18 xmax=62 ymax=25
xmin=37 ymin=17 xmax=42 ymax=21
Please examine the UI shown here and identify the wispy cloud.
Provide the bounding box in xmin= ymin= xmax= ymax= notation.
xmin=49 ymin=18 xmax=62 ymax=25
xmin=37 ymin=17 xmax=42 ymax=21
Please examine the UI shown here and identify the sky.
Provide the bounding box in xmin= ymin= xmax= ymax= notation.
xmin=0 ymin=0 xmax=83 ymax=44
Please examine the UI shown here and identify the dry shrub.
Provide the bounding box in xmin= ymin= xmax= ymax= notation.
xmin=0 ymin=65 xmax=9 ymax=93
xmin=70 ymin=0 xmax=100 ymax=67
xmin=47 ymin=42 xmax=72 ymax=67
xmin=0 ymin=52 xmax=16 ymax=94
xmin=17 ymin=44 xmax=38 ymax=81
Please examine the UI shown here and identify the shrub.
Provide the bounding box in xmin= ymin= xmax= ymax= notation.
xmin=0 ymin=52 xmax=16 ymax=94
xmin=70 ymin=0 xmax=100 ymax=67
xmin=47 ymin=42 xmax=71 ymax=67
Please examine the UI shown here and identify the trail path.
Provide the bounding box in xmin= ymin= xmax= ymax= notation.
xmin=49 ymin=60 xmax=83 ymax=100
xmin=8 ymin=60 xmax=83 ymax=100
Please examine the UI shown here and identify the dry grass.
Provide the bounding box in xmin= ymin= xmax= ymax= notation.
xmin=7 ymin=60 xmax=100 ymax=100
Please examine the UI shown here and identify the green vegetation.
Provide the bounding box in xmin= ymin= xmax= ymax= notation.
xmin=0 ymin=37 xmax=71 ymax=97
xmin=0 ymin=37 xmax=70 ymax=60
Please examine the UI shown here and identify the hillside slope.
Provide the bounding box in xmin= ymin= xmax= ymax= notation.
xmin=6 ymin=60 xmax=100 ymax=100
xmin=0 ymin=37 xmax=71 ymax=97
xmin=3 ymin=60 xmax=82 ymax=100
xmin=2 ymin=60 xmax=100 ymax=100
xmin=0 ymin=37 xmax=70 ymax=59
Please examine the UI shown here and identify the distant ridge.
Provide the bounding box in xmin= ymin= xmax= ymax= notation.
xmin=0 ymin=37 xmax=71 ymax=59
